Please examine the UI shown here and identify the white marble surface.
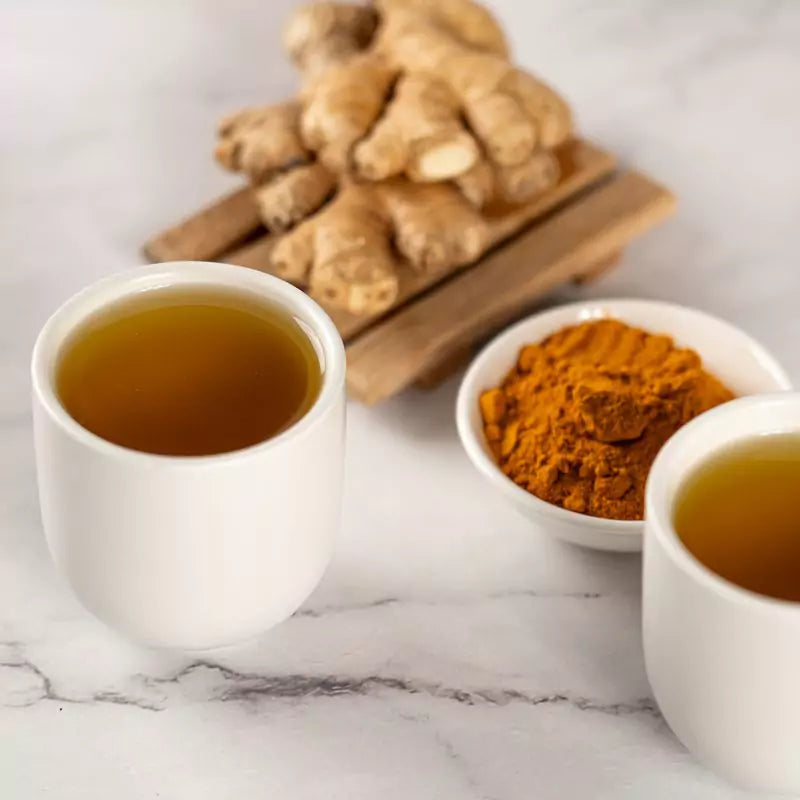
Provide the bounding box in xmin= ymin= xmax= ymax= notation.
xmin=2 ymin=1 xmax=799 ymax=797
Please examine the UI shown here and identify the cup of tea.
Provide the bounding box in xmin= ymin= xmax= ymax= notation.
xmin=31 ymin=261 xmax=346 ymax=649
xmin=644 ymin=393 xmax=800 ymax=793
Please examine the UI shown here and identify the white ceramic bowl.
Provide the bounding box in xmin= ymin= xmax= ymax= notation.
xmin=456 ymin=299 xmax=792 ymax=552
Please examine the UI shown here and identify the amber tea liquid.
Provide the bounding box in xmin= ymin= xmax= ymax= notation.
xmin=674 ymin=433 xmax=800 ymax=601
xmin=56 ymin=287 xmax=321 ymax=456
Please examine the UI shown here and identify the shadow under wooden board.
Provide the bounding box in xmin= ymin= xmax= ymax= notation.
xmin=144 ymin=139 xmax=676 ymax=404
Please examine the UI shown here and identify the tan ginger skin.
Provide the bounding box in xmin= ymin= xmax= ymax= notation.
xmin=279 ymin=0 xmax=571 ymax=183
xmin=479 ymin=320 xmax=734 ymax=521
xmin=214 ymin=0 xmax=573 ymax=316
xmin=271 ymin=178 xmax=489 ymax=312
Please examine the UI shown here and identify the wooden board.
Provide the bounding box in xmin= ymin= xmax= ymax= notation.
xmin=144 ymin=140 xmax=675 ymax=403
xmin=411 ymin=248 xmax=624 ymax=389
xmin=145 ymin=187 xmax=260 ymax=263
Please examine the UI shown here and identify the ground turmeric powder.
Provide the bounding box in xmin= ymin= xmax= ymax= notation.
xmin=479 ymin=319 xmax=734 ymax=520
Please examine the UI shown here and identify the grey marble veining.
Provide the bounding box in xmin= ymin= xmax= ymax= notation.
xmin=1 ymin=647 xmax=659 ymax=717
xmin=2 ymin=1 xmax=798 ymax=798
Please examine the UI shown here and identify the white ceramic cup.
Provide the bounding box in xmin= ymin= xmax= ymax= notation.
xmin=644 ymin=393 xmax=800 ymax=793
xmin=32 ymin=262 xmax=346 ymax=650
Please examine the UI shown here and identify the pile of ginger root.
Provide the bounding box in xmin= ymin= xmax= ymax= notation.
xmin=215 ymin=0 xmax=574 ymax=315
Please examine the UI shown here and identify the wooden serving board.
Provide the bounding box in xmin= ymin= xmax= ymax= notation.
xmin=144 ymin=139 xmax=675 ymax=404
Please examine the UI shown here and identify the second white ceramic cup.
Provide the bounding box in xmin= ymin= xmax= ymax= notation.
xmin=644 ymin=393 xmax=800 ymax=793
xmin=32 ymin=262 xmax=346 ymax=650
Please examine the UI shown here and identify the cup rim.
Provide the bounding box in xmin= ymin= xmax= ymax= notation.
xmin=645 ymin=392 xmax=800 ymax=613
xmin=31 ymin=261 xmax=346 ymax=466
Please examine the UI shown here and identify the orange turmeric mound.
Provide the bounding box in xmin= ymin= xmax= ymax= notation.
xmin=479 ymin=319 xmax=734 ymax=520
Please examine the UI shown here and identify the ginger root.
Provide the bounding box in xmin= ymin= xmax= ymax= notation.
xmin=213 ymin=0 xmax=575 ymax=315
xmin=216 ymin=4 xmax=377 ymax=227
xmin=374 ymin=0 xmax=508 ymax=57
xmin=353 ymin=72 xmax=479 ymax=182
xmin=379 ymin=180 xmax=489 ymax=270
xmin=253 ymin=162 xmax=335 ymax=232
xmin=300 ymin=52 xmax=396 ymax=173
xmin=378 ymin=11 xmax=572 ymax=168
xmin=216 ymin=0 xmax=571 ymax=203
xmin=272 ymin=178 xmax=490 ymax=314
xmin=215 ymin=101 xmax=337 ymax=232
xmin=455 ymin=149 xmax=561 ymax=208
xmin=215 ymin=102 xmax=308 ymax=182
xmin=284 ymin=2 xmax=378 ymax=77
xmin=272 ymin=183 xmax=398 ymax=314
xmin=279 ymin=0 xmax=570 ymax=181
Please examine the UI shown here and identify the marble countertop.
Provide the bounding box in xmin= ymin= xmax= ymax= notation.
xmin=2 ymin=1 xmax=799 ymax=797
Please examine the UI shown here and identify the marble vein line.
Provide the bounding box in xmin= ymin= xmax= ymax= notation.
xmin=430 ymin=729 xmax=504 ymax=800
xmin=296 ymin=590 xmax=604 ymax=618
xmin=0 ymin=657 xmax=162 ymax=712
xmin=0 ymin=655 xmax=659 ymax=719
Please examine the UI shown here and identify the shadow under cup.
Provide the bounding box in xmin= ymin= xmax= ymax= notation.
xmin=643 ymin=393 xmax=800 ymax=793
xmin=31 ymin=262 xmax=346 ymax=650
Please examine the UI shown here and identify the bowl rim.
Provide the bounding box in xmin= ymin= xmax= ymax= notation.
xmin=455 ymin=297 xmax=792 ymax=537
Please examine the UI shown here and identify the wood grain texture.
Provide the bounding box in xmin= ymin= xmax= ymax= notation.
xmin=413 ymin=343 xmax=474 ymax=389
xmin=224 ymin=234 xmax=277 ymax=271
xmin=572 ymin=250 xmax=623 ymax=284
xmin=143 ymin=187 xmax=262 ymax=262
xmin=414 ymin=249 xmax=626 ymax=389
xmin=345 ymin=171 xmax=676 ymax=405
